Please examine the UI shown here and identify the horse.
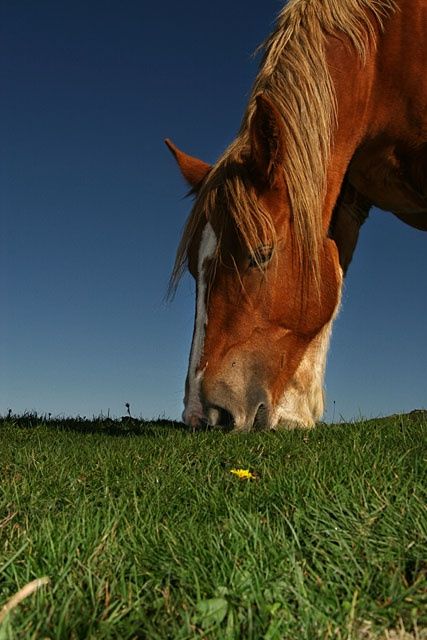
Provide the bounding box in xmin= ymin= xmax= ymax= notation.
xmin=166 ymin=0 xmax=427 ymax=430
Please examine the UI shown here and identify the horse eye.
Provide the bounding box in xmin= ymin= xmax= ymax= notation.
xmin=248 ymin=245 xmax=273 ymax=269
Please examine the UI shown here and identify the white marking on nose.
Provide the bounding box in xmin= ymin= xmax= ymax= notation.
xmin=183 ymin=222 xmax=217 ymax=424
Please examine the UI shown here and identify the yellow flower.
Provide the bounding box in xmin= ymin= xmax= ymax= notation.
xmin=230 ymin=468 xmax=255 ymax=480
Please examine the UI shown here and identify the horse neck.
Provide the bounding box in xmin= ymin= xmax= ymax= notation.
xmin=323 ymin=1 xmax=427 ymax=232
xmin=321 ymin=37 xmax=376 ymax=233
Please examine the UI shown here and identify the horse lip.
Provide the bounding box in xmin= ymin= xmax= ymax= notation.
xmin=203 ymin=401 xmax=271 ymax=431
xmin=207 ymin=406 xmax=220 ymax=427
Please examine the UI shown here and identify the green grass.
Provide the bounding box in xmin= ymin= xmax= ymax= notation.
xmin=0 ymin=414 xmax=426 ymax=639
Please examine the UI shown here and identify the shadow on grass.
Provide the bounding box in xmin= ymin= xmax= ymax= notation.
xmin=0 ymin=413 xmax=190 ymax=438
xmin=1 ymin=409 xmax=426 ymax=439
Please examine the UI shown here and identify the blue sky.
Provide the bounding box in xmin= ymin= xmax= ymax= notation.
xmin=1 ymin=0 xmax=426 ymax=421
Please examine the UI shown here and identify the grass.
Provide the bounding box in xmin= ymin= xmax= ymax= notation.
xmin=0 ymin=414 xmax=426 ymax=639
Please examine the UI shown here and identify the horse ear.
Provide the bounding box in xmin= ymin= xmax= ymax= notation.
xmin=165 ymin=139 xmax=211 ymax=187
xmin=249 ymin=94 xmax=284 ymax=185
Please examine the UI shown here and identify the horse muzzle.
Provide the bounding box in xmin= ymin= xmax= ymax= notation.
xmin=198 ymin=379 xmax=272 ymax=431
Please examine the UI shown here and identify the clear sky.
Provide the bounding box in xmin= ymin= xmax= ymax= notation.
xmin=1 ymin=0 xmax=426 ymax=421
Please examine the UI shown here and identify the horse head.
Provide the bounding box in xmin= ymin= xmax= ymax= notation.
xmin=168 ymin=95 xmax=342 ymax=430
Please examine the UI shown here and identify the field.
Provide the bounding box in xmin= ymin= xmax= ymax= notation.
xmin=0 ymin=414 xmax=426 ymax=639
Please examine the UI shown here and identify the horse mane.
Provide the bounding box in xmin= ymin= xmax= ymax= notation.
xmin=170 ymin=0 xmax=397 ymax=294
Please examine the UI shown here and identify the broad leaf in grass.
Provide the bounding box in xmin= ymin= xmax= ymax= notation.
xmin=193 ymin=597 xmax=228 ymax=629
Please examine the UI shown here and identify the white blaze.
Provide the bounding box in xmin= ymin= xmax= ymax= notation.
xmin=183 ymin=222 xmax=217 ymax=424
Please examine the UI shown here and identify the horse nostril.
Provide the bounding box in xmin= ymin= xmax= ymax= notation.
xmin=253 ymin=403 xmax=268 ymax=430
xmin=218 ymin=407 xmax=234 ymax=428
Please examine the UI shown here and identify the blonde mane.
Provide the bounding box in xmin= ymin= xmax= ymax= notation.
xmin=170 ymin=0 xmax=397 ymax=293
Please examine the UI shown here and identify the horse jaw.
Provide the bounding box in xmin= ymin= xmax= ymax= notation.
xmin=272 ymin=279 xmax=342 ymax=429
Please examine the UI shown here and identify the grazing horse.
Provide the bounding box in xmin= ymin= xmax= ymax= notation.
xmin=166 ymin=0 xmax=427 ymax=430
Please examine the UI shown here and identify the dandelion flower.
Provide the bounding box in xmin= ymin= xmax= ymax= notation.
xmin=230 ymin=468 xmax=255 ymax=480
